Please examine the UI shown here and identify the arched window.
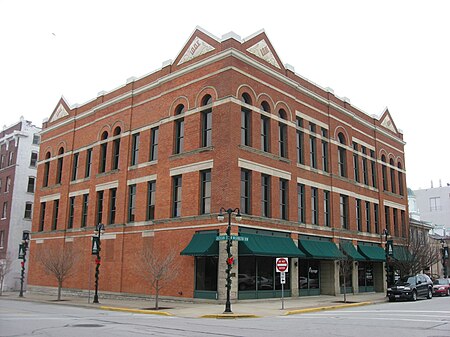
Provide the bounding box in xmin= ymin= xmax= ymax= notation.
xmin=112 ymin=127 xmax=121 ymax=170
xmin=174 ymin=104 xmax=185 ymax=154
xmin=398 ymin=162 xmax=404 ymax=196
xmin=201 ymin=95 xmax=212 ymax=147
xmin=337 ymin=133 xmax=347 ymax=177
xmin=278 ymin=109 xmax=288 ymax=158
xmin=56 ymin=147 xmax=64 ymax=184
xmin=260 ymin=101 xmax=271 ymax=152
xmin=99 ymin=131 xmax=108 ymax=173
xmin=43 ymin=151 xmax=51 ymax=187
xmin=381 ymin=155 xmax=388 ymax=191
xmin=390 ymin=159 xmax=396 ymax=194
xmin=241 ymin=93 xmax=252 ymax=146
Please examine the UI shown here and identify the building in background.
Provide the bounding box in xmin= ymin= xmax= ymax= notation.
xmin=0 ymin=117 xmax=40 ymax=291
xmin=28 ymin=28 xmax=408 ymax=300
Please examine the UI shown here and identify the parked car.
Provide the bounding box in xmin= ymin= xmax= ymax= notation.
xmin=387 ymin=274 xmax=433 ymax=302
xmin=432 ymin=278 xmax=450 ymax=296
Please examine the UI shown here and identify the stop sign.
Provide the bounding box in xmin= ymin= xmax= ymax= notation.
xmin=276 ymin=257 xmax=289 ymax=273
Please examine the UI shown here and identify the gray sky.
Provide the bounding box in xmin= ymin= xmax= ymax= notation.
xmin=1 ymin=0 xmax=448 ymax=190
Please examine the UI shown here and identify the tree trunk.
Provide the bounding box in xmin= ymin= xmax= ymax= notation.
xmin=57 ymin=280 xmax=62 ymax=301
xmin=343 ymin=274 xmax=347 ymax=303
xmin=155 ymin=280 xmax=159 ymax=310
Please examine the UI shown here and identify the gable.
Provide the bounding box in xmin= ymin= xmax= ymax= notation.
xmin=246 ymin=39 xmax=281 ymax=69
xmin=178 ymin=36 xmax=215 ymax=65
xmin=379 ymin=108 xmax=399 ymax=134
xmin=48 ymin=97 xmax=71 ymax=124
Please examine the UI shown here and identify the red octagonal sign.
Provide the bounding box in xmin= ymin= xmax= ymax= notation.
xmin=276 ymin=257 xmax=289 ymax=273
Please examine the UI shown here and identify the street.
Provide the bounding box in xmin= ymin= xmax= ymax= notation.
xmin=1 ymin=297 xmax=450 ymax=337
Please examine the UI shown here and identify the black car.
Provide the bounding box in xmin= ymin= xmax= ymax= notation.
xmin=387 ymin=274 xmax=433 ymax=302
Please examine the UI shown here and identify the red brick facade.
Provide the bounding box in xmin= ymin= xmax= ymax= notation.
xmin=29 ymin=28 xmax=408 ymax=299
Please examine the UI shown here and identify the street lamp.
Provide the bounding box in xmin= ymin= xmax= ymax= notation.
xmin=383 ymin=229 xmax=393 ymax=289
xmin=441 ymin=239 xmax=448 ymax=278
xmin=217 ymin=207 xmax=241 ymax=314
xmin=92 ymin=223 xmax=105 ymax=304
xmin=18 ymin=230 xmax=30 ymax=297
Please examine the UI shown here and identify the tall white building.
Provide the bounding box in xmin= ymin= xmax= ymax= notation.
xmin=413 ymin=183 xmax=450 ymax=237
xmin=0 ymin=117 xmax=41 ymax=291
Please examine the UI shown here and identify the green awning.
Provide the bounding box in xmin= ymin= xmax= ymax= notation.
xmin=239 ymin=233 xmax=305 ymax=257
xmin=392 ymin=245 xmax=412 ymax=262
xmin=298 ymin=239 xmax=344 ymax=260
xmin=357 ymin=245 xmax=386 ymax=262
xmin=340 ymin=241 xmax=366 ymax=261
xmin=180 ymin=232 xmax=218 ymax=256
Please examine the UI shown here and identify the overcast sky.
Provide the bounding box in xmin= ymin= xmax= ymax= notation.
xmin=1 ymin=0 xmax=449 ymax=190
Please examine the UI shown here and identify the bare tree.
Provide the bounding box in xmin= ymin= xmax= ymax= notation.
xmin=391 ymin=234 xmax=441 ymax=277
xmin=339 ymin=257 xmax=353 ymax=303
xmin=36 ymin=245 xmax=79 ymax=301
xmin=136 ymin=248 xmax=180 ymax=310
xmin=0 ymin=255 xmax=13 ymax=295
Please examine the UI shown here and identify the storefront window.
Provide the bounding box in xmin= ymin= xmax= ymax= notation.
xmin=195 ymin=257 xmax=218 ymax=291
xmin=339 ymin=261 xmax=353 ymax=291
xmin=299 ymin=260 xmax=320 ymax=290
xmin=358 ymin=262 xmax=374 ymax=291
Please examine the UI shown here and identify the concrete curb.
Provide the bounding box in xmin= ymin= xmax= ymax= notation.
xmin=100 ymin=306 xmax=172 ymax=316
xmin=200 ymin=314 xmax=261 ymax=319
xmin=285 ymin=301 xmax=373 ymax=315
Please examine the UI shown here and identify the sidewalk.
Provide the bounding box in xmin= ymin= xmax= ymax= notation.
xmin=0 ymin=291 xmax=387 ymax=318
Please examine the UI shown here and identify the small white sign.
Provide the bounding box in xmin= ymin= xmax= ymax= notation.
xmin=280 ymin=272 xmax=286 ymax=284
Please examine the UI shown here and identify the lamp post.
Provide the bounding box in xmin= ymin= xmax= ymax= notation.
xmin=18 ymin=230 xmax=30 ymax=297
xmin=441 ymin=240 xmax=448 ymax=278
xmin=383 ymin=229 xmax=393 ymax=289
xmin=217 ymin=207 xmax=241 ymax=314
xmin=91 ymin=223 xmax=105 ymax=304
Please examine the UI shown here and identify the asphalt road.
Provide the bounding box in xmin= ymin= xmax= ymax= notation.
xmin=1 ymin=297 xmax=449 ymax=337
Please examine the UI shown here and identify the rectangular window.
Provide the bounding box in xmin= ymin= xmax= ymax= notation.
xmin=353 ymin=142 xmax=359 ymax=182
xmin=112 ymin=138 xmax=120 ymax=170
xmin=385 ymin=206 xmax=390 ymax=234
xmin=202 ymin=109 xmax=212 ymax=147
xmin=279 ymin=178 xmax=288 ymax=220
xmin=56 ymin=157 xmax=63 ymax=184
xmin=96 ymin=191 xmax=104 ymax=225
xmin=393 ymin=208 xmax=399 ymax=237
xmin=172 ymin=176 xmax=182 ymax=217
xmin=240 ymin=170 xmax=251 ymax=214
xmin=146 ymin=181 xmax=156 ymax=221
xmin=297 ymin=184 xmax=305 ymax=223
xmin=296 ymin=129 xmax=304 ymax=164
xmin=149 ymin=127 xmax=159 ymax=161
xmin=109 ymin=188 xmax=117 ymax=224
xmin=85 ymin=148 xmax=93 ymax=178
xmin=356 ymin=198 xmax=362 ymax=231
xmin=5 ymin=176 xmax=10 ymax=193
xmin=370 ymin=150 xmax=377 ymax=187
xmin=324 ymin=190 xmax=330 ymax=227
xmin=261 ymin=174 xmax=271 ymax=217
xmin=261 ymin=116 xmax=270 ymax=152
xmin=310 ymin=136 xmax=317 ymax=169
xmin=311 ymin=187 xmax=318 ymax=225
xmin=200 ymin=170 xmax=211 ymax=214
xmin=39 ymin=202 xmax=46 ymax=231
xmin=241 ymin=109 xmax=251 ymax=146
xmin=99 ymin=142 xmax=107 ymax=173
xmin=401 ymin=210 xmax=406 ymax=238
xmin=128 ymin=184 xmax=137 ymax=222
xmin=340 ymin=195 xmax=348 ymax=229
xmin=68 ymin=196 xmax=75 ymax=229
xmin=338 ymin=147 xmax=346 ymax=177
xmin=321 ymin=133 xmax=328 ymax=172
xmin=71 ymin=152 xmax=79 ymax=181
xmin=390 ymin=167 xmax=396 ymax=194
xmin=24 ymin=202 xmax=33 ymax=219
xmin=52 ymin=199 xmax=59 ymax=230
xmin=0 ymin=231 xmax=4 ymax=248
xmin=8 ymin=151 xmax=14 ymax=166
xmin=279 ymin=123 xmax=287 ymax=158
xmin=174 ymin=119 xmax=184 ymax=154
xmin=365 ymin=201 xmax=371 ymax=233
xmin=374 ymin=203 xmax=379 ymax=234
xmin=81 ymin=194 xmax=88 ymax=227
xmin=32 ymin=134 xmax=40 ymax=145
xmin=131 ymin=133 xmax=140 ymax=166
xmin=398 ymin=171 xmax=404 ymax=196
xmin=1 ymin=202 xmax=6 ymax=219
xmin=30 ymin=152 xmax=38 ymax=167
xmin=27 ymin=177 xmax=35 ymax=193
xmin=430 ymin=197 xmax=441 ymax=211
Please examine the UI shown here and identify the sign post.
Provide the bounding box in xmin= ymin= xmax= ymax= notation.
xmin=276 ymin=257 xmax=289 ymax=310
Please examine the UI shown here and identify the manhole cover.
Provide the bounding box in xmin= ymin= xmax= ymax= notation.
xmin=70 ymin=324 xmax=104 ymax=328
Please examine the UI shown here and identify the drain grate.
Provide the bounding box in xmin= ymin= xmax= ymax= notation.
xmin=70 ymin=324 xmax=104 ymax=328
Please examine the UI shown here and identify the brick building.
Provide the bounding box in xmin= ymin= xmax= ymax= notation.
xmin=29 ymin=28 xmax=408 ymax=300
xmin=0 ymin=117 xmax=40 ymax=291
